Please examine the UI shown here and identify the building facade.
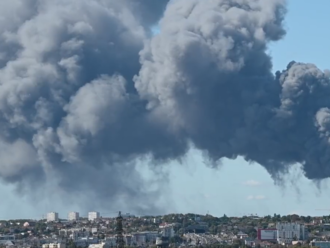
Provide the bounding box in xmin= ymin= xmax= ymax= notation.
xmin=160 ymin=224 xmax=175 ymax=238
xmin=276 ymin=222 xmax=308 ymax=244
xmin=88 ymin=243 xmax=109 ymax=248
xmin=257 ymin=228 xmax=277 ymax=241
xmin=47 ymin=212 xmax=59 ymax=222
xmin=310 ymin=240 xmax=330 ymax=248
xmin=244 ymin=238 xmax=256 ymax=247
xmin=59 ymin=228 xmax=89 ymax=240
xmin=132 ymin=233 xmax=147 ymax=246
xmin=68 ymin=212 xmax=79 ymax=221
xmin=0 ymin=235 xmax=15 ymax=241
xmin=42 ymin=243 xmax=66 ymax=248
xmin=88 ymin=212 xmax=100 ymax=221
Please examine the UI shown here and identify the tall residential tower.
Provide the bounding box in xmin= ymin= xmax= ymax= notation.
xmin=46 ymin=212 xmax=59 ymax=222
xmin=88 ymin=212 xmax=100 ymax=221
xmin=68 ymin=212 xmax=79 ymax=221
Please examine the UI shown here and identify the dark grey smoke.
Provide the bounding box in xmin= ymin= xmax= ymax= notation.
xmin=0 ymin=0 xmax=174 ymax=212
xmin=135 ymin=0 xmax=330 ymax=181
xmin=0 ymin=0 xmax=329 ymax=212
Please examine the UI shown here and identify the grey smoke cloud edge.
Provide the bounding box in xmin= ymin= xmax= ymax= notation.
xmin=0 ymin=0 xmax=329 ymax=212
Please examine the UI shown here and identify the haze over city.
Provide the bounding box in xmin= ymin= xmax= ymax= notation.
xmin=0 ymin=0 xmax=330 ymax=221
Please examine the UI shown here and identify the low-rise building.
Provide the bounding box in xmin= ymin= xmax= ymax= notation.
xmin=237 ymin=231 xmax=248 ymax=239
xmin=59 ymin=228 xmax=89 ymax=240
xmin=159 ymin=223 xmax=176 ymax=238
xmin=0 ymin=235 xmax=15 ymax=241
xmin=42 ymin=243 xmax=66 ymax=248
xmin=310 ymin=240 xmax=330 ymax=248
xmin=257 ymin=228 xmax=277 ymax=241
xmin=156 ymin=237 xmax=169 ymax=248
xmin=244 ymin=238 xmax=256 ymax=247
xmin=124 ymin=235 xmax=134 ymax=246
xmin=132 ymin=232 xmax=147 ymax=245
xmin=105 ymin=237 xmax=116 ymax=246
xmin=88 ymin=243 xmax=109 ymax=248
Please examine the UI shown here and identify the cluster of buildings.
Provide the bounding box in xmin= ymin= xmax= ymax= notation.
xmin=40 ymin=212 xmax=177 ymax=248
xmin=46 ymin=212 xmax=135 ymax=222
xmin=255 ymin=223 xmax=308 ymax=245
xmin=46 ymin=212 xmax=100 ymax=222
xmin=4 ymin=213 xmax=330 ymax=248
xmin=43 ymin=221 xmax=175 ymax=248
xmin=0 ymin=217 xmax=177 ymax=248
xmin=181 ymin=223 xmax=310 ymax=247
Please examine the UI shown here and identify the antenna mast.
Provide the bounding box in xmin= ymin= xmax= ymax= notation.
xmin=116 ymin=211 xmax=125 ymax=248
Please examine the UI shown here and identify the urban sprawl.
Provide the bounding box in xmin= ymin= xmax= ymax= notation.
xmin=0 ymin=212 xmax=329 ymax=248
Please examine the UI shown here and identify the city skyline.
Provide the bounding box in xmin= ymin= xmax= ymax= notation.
xmin=0 ymin=212 xmax=322 ymax=248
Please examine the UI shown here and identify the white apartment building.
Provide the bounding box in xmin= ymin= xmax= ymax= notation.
xmin=88 ymin=212 xmax=100 ymax=221
xmin=42 ymin=243 xmax=66 ymax=248
xmin=88 ymin=243 xmax=109 ymax=248
xmin=132 ymin=233 xmax=146 ymax=246
xmin=47 ymin=212 xmax=59 ymax=222
xmin=59 ymin=228 xmax=89 ymax=240
xmin=75 ymin=237 xmax=98 ymax=246
xmin=276 ymin=222 xmax=308 ymax=244
xmin=68 ymin=212 xmax=79 ymax=221
xmin=159 ymin=224 xmax=175 ymax=238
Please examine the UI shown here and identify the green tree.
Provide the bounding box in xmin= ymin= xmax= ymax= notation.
xmin=67 ymin=239 xmax=77 ymax=248
xmin=170 ymin=236 xmax=183 ymax=244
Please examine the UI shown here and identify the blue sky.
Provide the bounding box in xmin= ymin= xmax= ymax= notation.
xmin=0 ymin=0 xmax=330 ymax=220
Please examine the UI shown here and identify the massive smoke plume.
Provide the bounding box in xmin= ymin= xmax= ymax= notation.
xmin=0 ymin=0 xmax=329 ymax=212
